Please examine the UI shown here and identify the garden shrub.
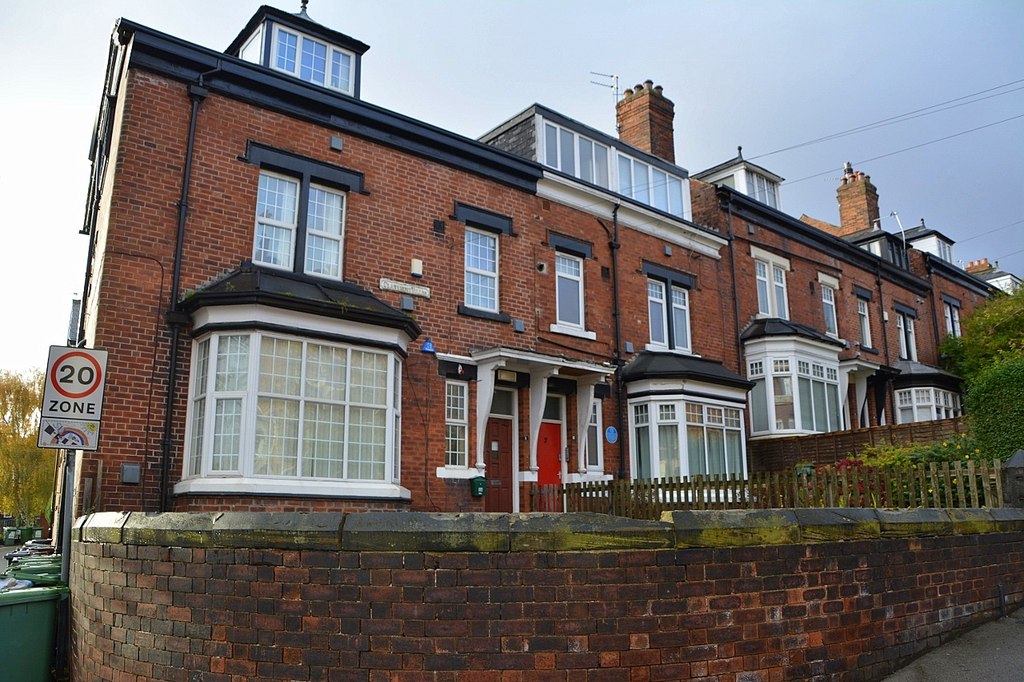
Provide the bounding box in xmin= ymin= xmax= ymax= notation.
xmin=966 ymin=357 xmax=1024 ymax=460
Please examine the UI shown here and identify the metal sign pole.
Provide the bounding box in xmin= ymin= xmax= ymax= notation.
xmin=59 ymin=449 xmax=75 ymax=584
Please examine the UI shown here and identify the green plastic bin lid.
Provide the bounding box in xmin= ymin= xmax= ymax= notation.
xmin=0 ymin=585 xmax=68 ymax=606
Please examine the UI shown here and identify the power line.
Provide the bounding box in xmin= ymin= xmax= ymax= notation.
xmin=748 ymin=78 xmax=1024 ymax=161
xmin=956 ymin=219 xmax=1024 ymax=243
xmin=784 ymin=112 xmax=1024 ymax=185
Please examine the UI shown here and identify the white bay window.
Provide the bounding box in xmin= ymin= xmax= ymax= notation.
xmin=184 ymin=331 xmax=402 ymax=491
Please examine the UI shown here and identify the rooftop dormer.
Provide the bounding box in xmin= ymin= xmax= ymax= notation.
xmin=226 ymin=3 xmax=370 ymax=98
xmin=693 ymin=148 xmax=783 ymax=210
xmin=903 ymin=219 xmax=955 ymax=264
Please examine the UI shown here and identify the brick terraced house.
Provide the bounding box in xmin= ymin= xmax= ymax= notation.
xmin=71 ymin=5 xmax=995 ymax=516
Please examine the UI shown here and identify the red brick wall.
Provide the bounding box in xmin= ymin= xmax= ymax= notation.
xmin=70 ymin=511 xmax=1024 ymax=682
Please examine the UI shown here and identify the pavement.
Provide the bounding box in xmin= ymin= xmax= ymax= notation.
xmin=882 ymin=607 xmax=1024 ymax=681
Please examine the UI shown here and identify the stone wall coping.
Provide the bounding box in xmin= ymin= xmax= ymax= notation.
xmin=73 ymin=508 xmax=1024 ymax=551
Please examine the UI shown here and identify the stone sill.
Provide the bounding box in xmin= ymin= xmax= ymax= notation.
xmin=74 ymin=508 xmax=1024 ymax=553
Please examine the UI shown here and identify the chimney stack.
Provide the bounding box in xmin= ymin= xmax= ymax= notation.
xmin=616 ymin=80 xmax=675 ymax=163
xmin=836 ymin=162 xmax=880 ymax=236
xmin=965 ymin=258 xmax=992 ymax=274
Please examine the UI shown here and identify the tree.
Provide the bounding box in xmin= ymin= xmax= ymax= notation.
xmin=940 ymin=286 xmax=1024 ymax=380
xmin=965 ymin=357 xmax=1024 ymax=460
xmin=0 ymin=370 xmax=56 ymax=524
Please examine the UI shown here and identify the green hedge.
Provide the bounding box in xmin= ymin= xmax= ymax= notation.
xmin=966 ymin=357 xmax=1024 ymax=460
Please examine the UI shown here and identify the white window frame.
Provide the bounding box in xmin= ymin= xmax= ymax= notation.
xmin=896 ymin=312 xmax=917 ymax=361
xmin=542 ymin=121 xmax=610 ymax=189
xmin=444 ymin=381 xmax=469 ymax=468
xmin=944 ymin=301 xmax=961 ymax=337
xmin=629 ymin=398 xmax=746 ymax=480
xmin=617 ymin=155 xmax=686 ymax=218
xmin=271 ymin=25 xmax=355 ymax=95
xmin=180 ymin=327 xmax=405 ymax=499
xmin=646 ymin=279 xmax=691 ymax=353
xmin=585 ymin=400 xmax=604 ymax=473
xmin=857 ymin=297 xmax=873 ymax=349
xmin=746 ymin=341 xmax=842 ymax=436
xmin=751 ymin=246 xmax=790 ymax=319
xmin=464 ymin=227 xmax=500 ymax=313
xmin=817 ymin=273 xmax=840 ymax=338
xmin=746 ymin=171 xmax=779 ymax=209
xmin=554 ymin=252 xmax=585 ymax=330
xmin=896 ymin=387 xmax=962 ymax=424
xmin=254 ymin=170 xmax=346 ymax=280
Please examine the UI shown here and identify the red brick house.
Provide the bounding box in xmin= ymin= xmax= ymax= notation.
xmin=73 ymin=5 xmax=993 ymax=516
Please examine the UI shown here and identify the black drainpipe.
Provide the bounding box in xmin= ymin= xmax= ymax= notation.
xmin=608 ymin=205 xmax=629 ymax=480
xmin=725 ymin=196 xmax=743 ymax=372
xmin=159 ymin=78 xmax=211 ymax=512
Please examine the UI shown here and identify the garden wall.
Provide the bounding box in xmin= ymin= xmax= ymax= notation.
xmin=71 ymin=509 xmax=1024 ymax=681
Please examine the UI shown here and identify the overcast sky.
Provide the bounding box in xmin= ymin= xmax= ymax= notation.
xmin=2 ymin=0 xmax=1022 ymax=374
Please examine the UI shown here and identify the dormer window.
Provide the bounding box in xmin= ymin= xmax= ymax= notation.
xmin=228 ymin=6 xmax=369 ymax=98
xmin=272 ymin=26 xmax=354 ymax=93
xmin=746 ymin=171 xmax=779 ymax=209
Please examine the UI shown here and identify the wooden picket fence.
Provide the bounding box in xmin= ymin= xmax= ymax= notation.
xmin=529 ymin=460 xmax=1004 ymax=520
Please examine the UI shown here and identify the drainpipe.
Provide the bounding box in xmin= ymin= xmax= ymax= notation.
xmin=159 ymin=78 xmax=210 ymax=512
xmin=608 ymin=205 xmax=629 ymax=480
xmin=924 ymin=256 xmax=942 ymax=364
xmin=725 ymin=196 xmax=743 ymax=372
xmin=875 ymin=263 xmax=892 ymax=425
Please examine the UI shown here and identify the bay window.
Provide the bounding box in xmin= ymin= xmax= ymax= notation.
xmin=631 ymin=399 xmax=745 ymax=480
xmin=184 ymin=331 xmax=402 ymax=489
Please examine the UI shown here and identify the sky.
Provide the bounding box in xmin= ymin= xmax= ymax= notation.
xmin=2 ymin=0 xmax=1022 ymax=375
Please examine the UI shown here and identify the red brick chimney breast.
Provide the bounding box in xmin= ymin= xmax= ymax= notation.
xmin=836 ymin=161 xmax=880 ymax=236
xmin=615 ymin=80 xmax=676 ymax=163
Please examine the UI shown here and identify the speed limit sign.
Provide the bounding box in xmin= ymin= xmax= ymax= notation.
xmin=41 ymin=346 xmax=109 ymax=420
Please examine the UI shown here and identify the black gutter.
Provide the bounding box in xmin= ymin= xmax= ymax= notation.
xmin=725 ymin=198 xmax=744 ymax=373
xmin=159 ymin=77 xmax=210 ymax=512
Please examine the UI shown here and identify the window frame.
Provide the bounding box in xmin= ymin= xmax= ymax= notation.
xmin=463 ymin=226 xmax=500 ymax=314
xmin=746 ymin=349 xmax=843 ymax=437
xmin=629 ymin=398 xmax=746 ymax=480
xmin=752 ymin=246 xmax=790 ymax=320
xmin=271 ymin=24 xmax=356 ymax=95
xmin=585 ymin=400 xmax=604 ymax=472
xmin=254 ymin=170 xmax=347 ymax=279
xmin=182 ymin=330 xmax=403 ymax=492
xmin=444 ymin=381 xmax=470 ymax=468
xmin=857 ymin=297 xmax=873 ymax=350
xmin=554 ymin=252 xmax=586 ymax=331
xmin=943 ymin=300 xmax=961 ymax=337
xmin=821 ymin=284 xmax=838 ymax=337
xmin=895 ymin=387 xmax=962 ymax=424
xmin=896 ymin=311 xmax=918 ymax=361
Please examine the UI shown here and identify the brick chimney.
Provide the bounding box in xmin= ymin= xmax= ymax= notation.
xmin=965 ymin=258 xmax=993 ymax=274
xmin=836 ymin=162 xmax=880 ymax=235
xmin=616 ymin=80 xmax=675 ymax=163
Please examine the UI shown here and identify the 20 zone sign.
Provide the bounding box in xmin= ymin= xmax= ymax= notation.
xmin=42 ymin=347 xmax=109 ymax=419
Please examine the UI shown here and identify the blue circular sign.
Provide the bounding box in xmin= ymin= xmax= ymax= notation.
xmin=605 ymin=426 xmax=618 ymax=444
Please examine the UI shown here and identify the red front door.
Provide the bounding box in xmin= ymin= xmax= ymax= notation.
xmin=537 ymin=421 xmax=563 ymax=511
xmin=484 ymin=418 xmax=514 ymax=512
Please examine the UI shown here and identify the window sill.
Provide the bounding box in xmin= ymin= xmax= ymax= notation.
xmin=644 ymin=344 xmax=698 ymax=356
xmin=858 ymin=346 xmax=880 ymax=355
xmin=435 ymin=466 xmax=485 ymax=479
xmin=548 ymin=323 xmax=596 ymax=340
xmin=564 ymin=472 xmax=612 ymax=484
xmin=174 ymin=477 xmax=411 ymax=500
xmin=457 ymin=305 xmax=511 ymax=323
